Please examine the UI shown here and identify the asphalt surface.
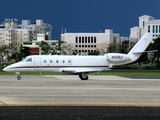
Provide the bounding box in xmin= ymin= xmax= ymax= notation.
xmin=0 ymin=75 xmax=160 ymax=119
xmin=1 ymin=106 xmax=160 ymax=120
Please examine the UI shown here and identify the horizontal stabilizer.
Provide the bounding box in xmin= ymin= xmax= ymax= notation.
xmin=133 ymin=50 xmax=157 ymax=54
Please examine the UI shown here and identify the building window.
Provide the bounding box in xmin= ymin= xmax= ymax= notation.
xmin=88 ymin=45 xmax=90 ymax=47
xmin=143 ymin=21 xmax=145 ymax=29
xmin=153 ymin=25 xmax=155 ymax=33
xmin=79 ymin=45 xmax=81 ymax=47
xmin=156 ymin=25 xmax=158 ymax=33
xmin=159 ymin=26 xmax=160 ymax=33
xmin=94 ymin=45 xmax=96 ymax=47
xmin=85 ymin=37 xmax=87 ymax=43
xmin=94 ymin=37 xmax=96 ymax=43
xmin=148 ymin=25 xmax=150 ymax=33
xmin=85 ymin=45 xmax=87 ymax=47
xmin=79 ymin=37 xmax=81 ymax=43
xmin=75 ymin=37 xmax=78 ymax=43
xmin=75 ymin=45 xmax=78 ymax=47
xmin=91 ymin=37 xmax=93 ymax=43
xmin=113 ymin=37 xmax=116 ymax=43
xmin=82 ymin=45 xmax=84 ymax=47
xmin=88 ymin=37 xmax=90 ymax=43
xmin=82 ymin=37 xmax=84 ymax=43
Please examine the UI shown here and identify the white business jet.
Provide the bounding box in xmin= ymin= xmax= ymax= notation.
xmin=3 ymin=33 xmax=152 ymax=80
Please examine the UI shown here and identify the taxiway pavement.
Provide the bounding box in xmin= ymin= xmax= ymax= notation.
xmin=0 ymin=75 xmax=160 ymax=106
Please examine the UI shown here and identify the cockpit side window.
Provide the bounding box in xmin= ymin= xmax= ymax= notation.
xmin=26 ymin=58 xmax=32 ymax=62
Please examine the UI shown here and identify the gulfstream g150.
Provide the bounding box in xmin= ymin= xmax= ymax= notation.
xmin=3 ymin=33 xmax=153 ymax=80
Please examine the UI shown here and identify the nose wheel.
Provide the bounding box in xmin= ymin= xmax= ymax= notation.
xmin=17 ymin=75 xmax=21 ymax=80
xmin=15 ymin=72 xmax=21 ymax=80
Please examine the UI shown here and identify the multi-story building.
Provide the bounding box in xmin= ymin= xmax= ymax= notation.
xmin=20 ymin=19 xmax=52 ymax=40
xmin=61 ymin=29 xmax=121 ymax=55
xmin=130 ymin=15 xmax=160 ymax=40
xmin=0 ymin=18 xmax=52 ymax=53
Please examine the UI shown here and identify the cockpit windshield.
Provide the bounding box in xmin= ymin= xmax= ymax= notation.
xmin=20 ymin=57 xmax=32 ymax=62
xmin=26 ymin=58 xmax=32 ymax=62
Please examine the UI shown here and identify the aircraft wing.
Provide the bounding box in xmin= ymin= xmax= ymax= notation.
xmin=62 ymin=68 xmax=110 ymax=73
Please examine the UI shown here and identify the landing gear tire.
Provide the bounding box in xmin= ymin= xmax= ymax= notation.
xmin=82 ymin=75 xmax=88 ymax=80
xmin=17 ymin=76 xmax=21 ymax=80
xmin=15 ymin=72 xmax=21 ymax=80
xmin=79 ymin=74 xmax=88 ymax=80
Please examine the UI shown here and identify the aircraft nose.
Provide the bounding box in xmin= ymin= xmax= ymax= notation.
xmin=3 ymin=66 xmax=9 ymax=71
xmin=3 ymin=65 xmax=13 ymax=72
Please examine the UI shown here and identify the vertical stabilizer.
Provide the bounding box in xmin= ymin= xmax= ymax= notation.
xmin=127 ymin=33 xmax=152 ymax=62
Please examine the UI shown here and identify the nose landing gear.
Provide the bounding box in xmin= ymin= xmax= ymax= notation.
xmin=15 ymin=72 xmax=21 ymax=80
xmin=17 ymin=75 xmax=21 ymax=80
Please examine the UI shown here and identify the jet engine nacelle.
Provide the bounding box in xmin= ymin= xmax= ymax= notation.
xmin=106 ymin=53 xmax=130 ymax=62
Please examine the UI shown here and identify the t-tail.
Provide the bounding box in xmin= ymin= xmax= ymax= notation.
xmin=106 ymin=33 xmax=153 ymax=65
xmin=127 ymin=33 xmax=153 ymax=63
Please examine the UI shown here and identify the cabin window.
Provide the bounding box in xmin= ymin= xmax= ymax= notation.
xmin=68 ymin=60 xmax=71 ymax=63
xmin=56 ymin=60 xmax=59 ymax=63
xmin=26 ymin=58 xmax=32 ymax=62
xmin=50 ymin=60 xmax=53 ymax=63
xmin=62 ymin=60 xmax=65 ymax=63
xmin=44 ymin=60 xmax=46 ymax=63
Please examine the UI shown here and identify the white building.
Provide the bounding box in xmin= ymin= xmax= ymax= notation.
xmin=61 ymin=29 xmax=120 ymax=55
xmin=19 ymin=19 xmax=52 ymax=40
xmin=0 ymin=18 xmax=52 ymax=53
xmin=130 ymin=15 xmax=160 ymax=39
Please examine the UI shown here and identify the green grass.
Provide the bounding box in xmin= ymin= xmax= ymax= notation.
xmin=93 ymin=71 xmax=160 ymax=76
xmin=0 ymin=71 xmax=160 ymax=76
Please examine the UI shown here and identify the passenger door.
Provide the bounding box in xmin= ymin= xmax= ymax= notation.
xmin=34 ymin=57 xmax=41 ymax=70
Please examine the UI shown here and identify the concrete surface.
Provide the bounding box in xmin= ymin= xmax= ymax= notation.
xmin=0 ymin=75 xmax=160 ymax=106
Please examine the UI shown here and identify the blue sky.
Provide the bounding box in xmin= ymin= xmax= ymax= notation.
xmin=0 ymin=0 xmax=159 ymax=39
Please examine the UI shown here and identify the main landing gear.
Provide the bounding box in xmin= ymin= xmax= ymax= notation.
xmin=15 ymin=72 xmax=21 ymax=80
xmin=79 ymin=73 xmax=88 ymax=80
